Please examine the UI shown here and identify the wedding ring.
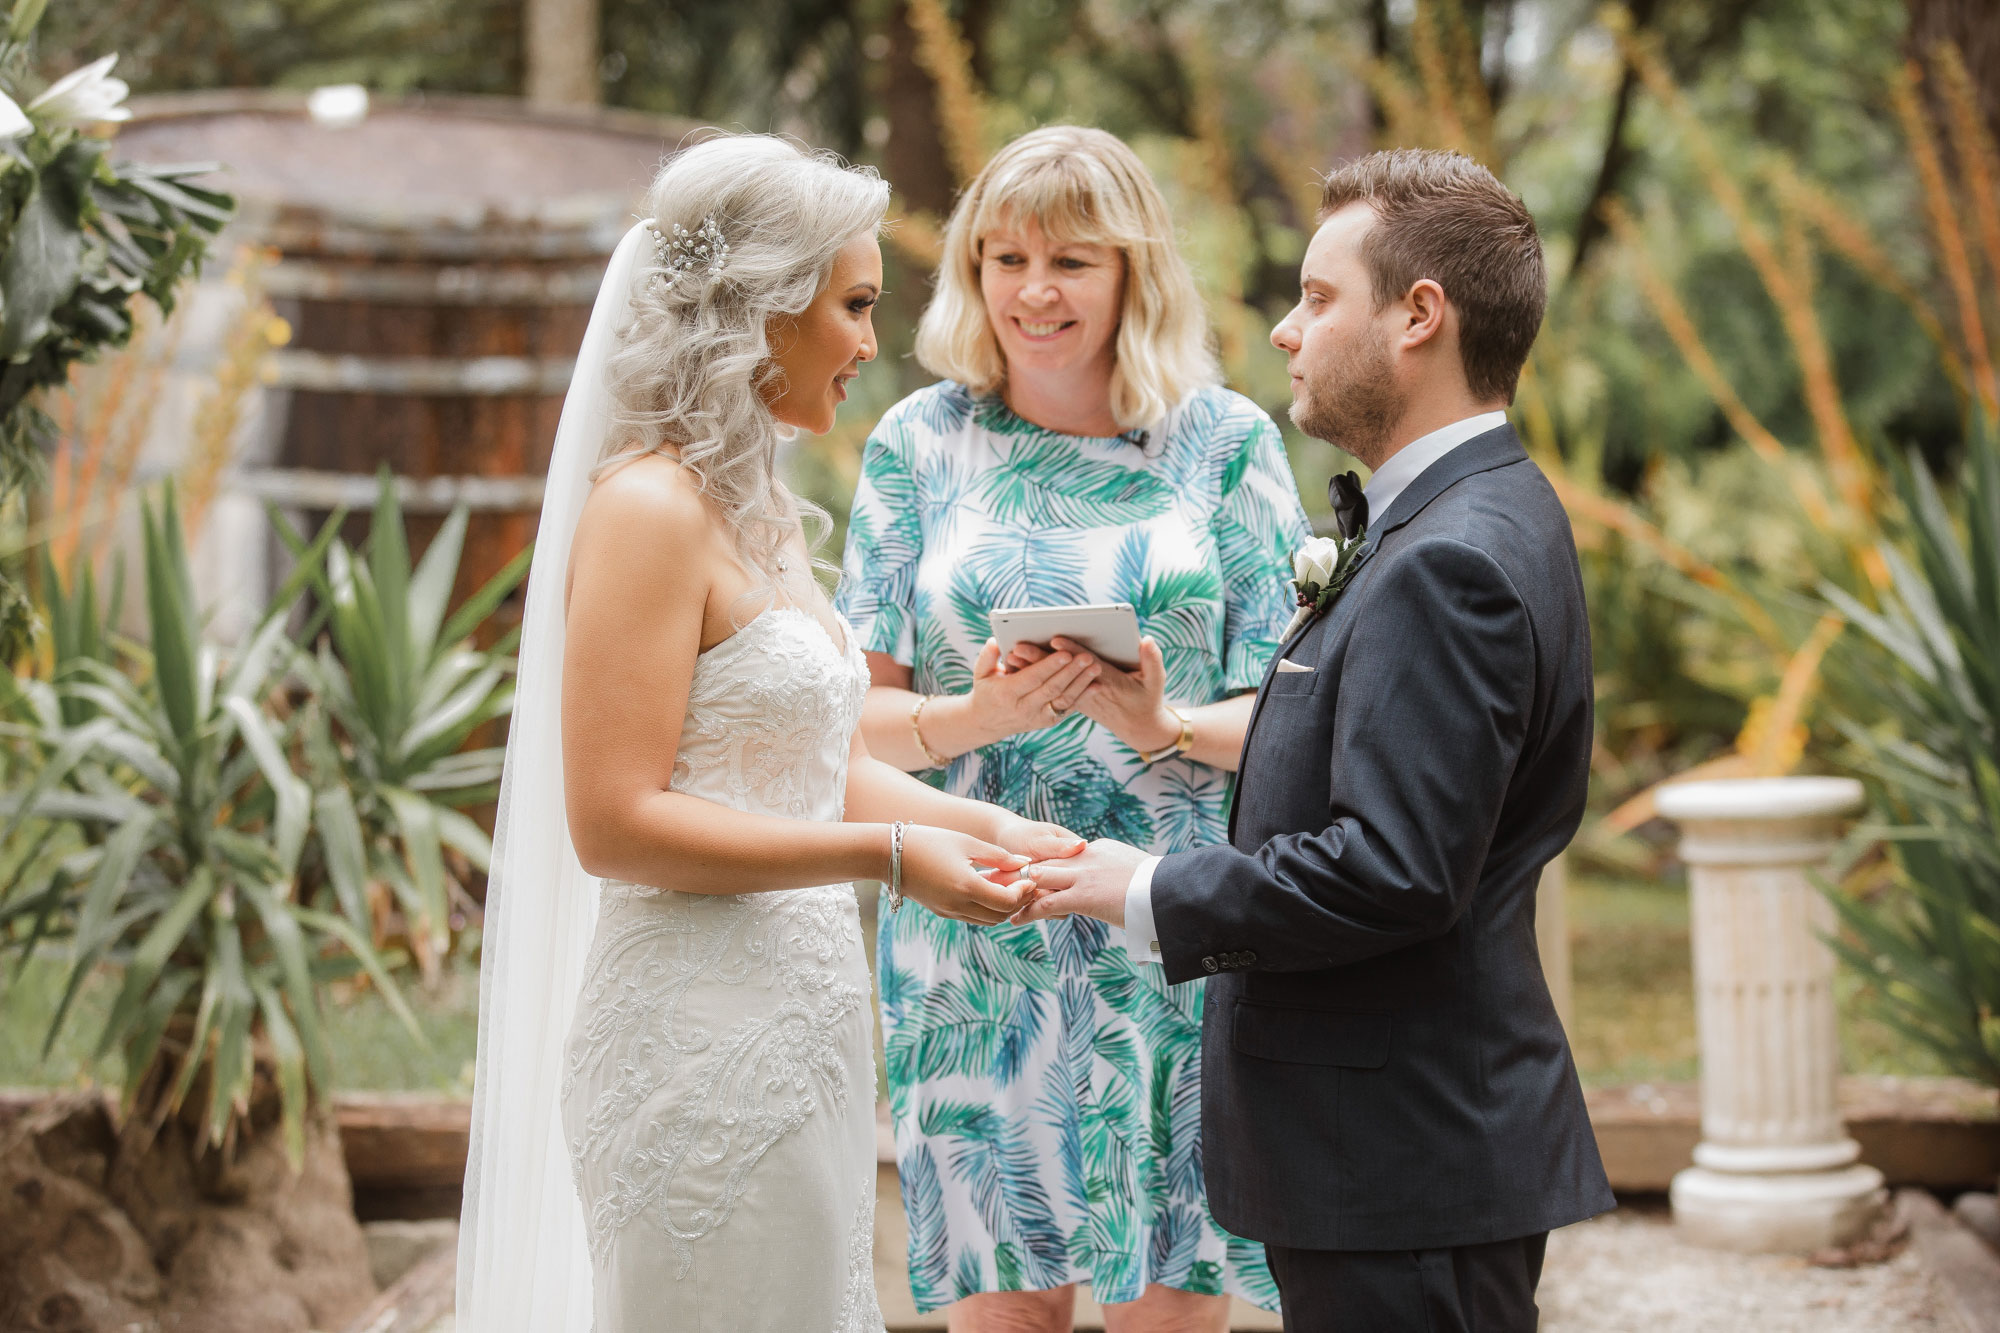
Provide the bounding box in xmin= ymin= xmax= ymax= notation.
xmin=1048 ymin=700 xmax=1070 ymax=718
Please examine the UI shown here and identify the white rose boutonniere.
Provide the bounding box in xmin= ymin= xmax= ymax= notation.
xmin=1281 ymin=532 xmax=1369 ymax=640
xmin=1279 ymin=469 xmax=1372 ymax=641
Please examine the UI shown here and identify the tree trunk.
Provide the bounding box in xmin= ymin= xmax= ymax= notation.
xmin=881 ymin=0 xmax=960 ymax=216
xmin=525 ymin=0 xmax=601 ymax=108
xmin=1368 ymin=0 xmax=1391 ymax=135
xmin=1567 ymin=0 xmax=1664 ymax=284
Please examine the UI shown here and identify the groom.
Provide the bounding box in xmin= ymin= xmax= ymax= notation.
xmin=1017 ymin=149 xmax=1612 ymax=1331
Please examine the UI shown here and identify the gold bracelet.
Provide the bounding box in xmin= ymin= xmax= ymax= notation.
xmin=1137 ymin=706 xmax=1194 ymax=766
xmin=909 ymin=694 xmax=951 ymax=768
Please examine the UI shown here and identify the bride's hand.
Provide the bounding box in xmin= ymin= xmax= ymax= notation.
xmin=898 ymin=826 xmax=1031 ymax=925
xmin=989 ymin=814 xmax=1085 ymax=882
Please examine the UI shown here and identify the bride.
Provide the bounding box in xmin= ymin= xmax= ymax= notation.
xmin=456 ymin=135 xmax=1091 ymax=1331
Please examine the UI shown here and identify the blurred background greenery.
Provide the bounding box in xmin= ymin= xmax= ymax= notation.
xmin=8 ymin=0 xmax=2000 ymax=1094
xmin=64 ymin=0 xmax=1976 ymax=855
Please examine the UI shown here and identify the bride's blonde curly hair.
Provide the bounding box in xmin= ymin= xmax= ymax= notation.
xmin=601 ymin=133 xmax=889 ymax=585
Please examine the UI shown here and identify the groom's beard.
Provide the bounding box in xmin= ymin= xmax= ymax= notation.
xmin=1291 ymin=331 xmax=1405 ymax=469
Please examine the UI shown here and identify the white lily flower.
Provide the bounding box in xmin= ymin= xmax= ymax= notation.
xmin=28 ymin=53 xmax=131 ymax=128
xmin=0 ymin=88 xmax=29 ymax=140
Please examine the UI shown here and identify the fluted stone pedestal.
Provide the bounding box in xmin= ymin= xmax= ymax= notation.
xmin=1655 ymin=777 xmax=1887 ymax=1252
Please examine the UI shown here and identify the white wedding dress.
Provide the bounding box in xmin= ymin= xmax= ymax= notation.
xmin=457 ymin=222 xmax=891 ymax=1331
xmin=560 ymin=605 xmax=886 ymax=1331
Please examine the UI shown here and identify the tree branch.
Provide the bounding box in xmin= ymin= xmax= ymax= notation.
xmin=1568 ymin=0 xmax=1662 ymax=284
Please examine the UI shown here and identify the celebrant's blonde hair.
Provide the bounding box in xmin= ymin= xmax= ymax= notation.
xmin=914 ymin=125 xmax=1217 ymax=431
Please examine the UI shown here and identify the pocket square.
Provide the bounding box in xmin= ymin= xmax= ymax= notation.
xmin=1275 ymin=659 xmax=1314 ymax=674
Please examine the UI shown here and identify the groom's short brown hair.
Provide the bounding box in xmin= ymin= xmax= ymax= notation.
xmin=1319 ymin=149 xmax=1546 ymax=403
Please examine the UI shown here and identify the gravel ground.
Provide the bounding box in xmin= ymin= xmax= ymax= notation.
xmin=1539 ymin=1199 xmax=1967 ymax=1333
xmin=415 ymin=1199 xmax=1971 ymax=1332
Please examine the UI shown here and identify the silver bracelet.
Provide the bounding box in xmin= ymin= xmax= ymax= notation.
xmin=887 ymin=821 xmax=908 ymax=913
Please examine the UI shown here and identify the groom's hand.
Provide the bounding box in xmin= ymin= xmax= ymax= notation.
xmin=1011 ymin=838 xmax=1147 ymax=926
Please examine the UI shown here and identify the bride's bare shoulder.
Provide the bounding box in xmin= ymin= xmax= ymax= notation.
xmin=567 ymin=452 xmax=725 ymax=619
xmin=575 ymin=452 xmax=719 ymax=555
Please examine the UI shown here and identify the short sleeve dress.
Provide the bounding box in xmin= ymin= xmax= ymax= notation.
xmin=835 ymin=381 xmax=1307 ymax=1313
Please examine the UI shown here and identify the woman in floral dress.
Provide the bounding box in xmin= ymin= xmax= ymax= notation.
xmin=835 ymin=127 xmax=1308 ymax=1331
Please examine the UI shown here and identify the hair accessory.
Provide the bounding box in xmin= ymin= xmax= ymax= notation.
xmin=642 ymin=214 xmax=729 ymax=291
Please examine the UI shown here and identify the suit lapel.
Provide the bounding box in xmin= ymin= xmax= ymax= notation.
xmin=1227 ymin=424 xmax=1531 ymax=844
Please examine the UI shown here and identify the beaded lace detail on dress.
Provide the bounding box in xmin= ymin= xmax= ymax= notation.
xmin=560 ymin=606 xmax=883 ymax=1329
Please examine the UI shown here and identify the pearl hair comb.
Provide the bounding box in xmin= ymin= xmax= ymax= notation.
xmin=641 ymin=215 xmax=729 ymax=291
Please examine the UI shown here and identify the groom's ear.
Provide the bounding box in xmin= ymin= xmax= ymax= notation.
xmin=1398 ymin=278 xmax=1450 ymax=351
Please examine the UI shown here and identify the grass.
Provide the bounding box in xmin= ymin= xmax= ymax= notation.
xmin=0 ymin=876 xmax=1942 ymax=1096
xmin=0 ymin=949 xmax=482 ymax=1096
xmin=1568 ymin=874 xmax=1703 ymax=1086
xmin=1566 ymin=873 xmax=1944 ymax=1087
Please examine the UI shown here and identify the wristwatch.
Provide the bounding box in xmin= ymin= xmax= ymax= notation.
xmin=1137 ymin=706 xmax=1194 ymax=766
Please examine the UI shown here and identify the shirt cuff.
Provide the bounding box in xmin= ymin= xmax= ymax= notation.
xmin=1124 ymin=856 xmax=1164 ymax=964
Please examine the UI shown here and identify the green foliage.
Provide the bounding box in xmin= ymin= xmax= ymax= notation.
xmin=0 ymin=0 xmax=233 ymax=659
xmin=276 ymin=472 xmax=525 ymax=975
xmin=0 ymin=136 xmax=231 ymax=471
xmin=0 ymin=477 xmax=521 ymax=1161
xmin=1823 ymin=412 xmax=2000 ymax=1089
xmin=34 ymin=0 xmax=523 ymax=98
xmin=0 ymin=486 xmax=415 ymax=1164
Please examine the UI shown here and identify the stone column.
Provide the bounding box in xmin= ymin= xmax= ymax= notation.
xmin=1656 ymin=777 xmax=1886 ymax=1252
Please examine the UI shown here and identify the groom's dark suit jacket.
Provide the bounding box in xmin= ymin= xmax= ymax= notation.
xmin=1151 ymin=422 xmax=1613 ymax=1253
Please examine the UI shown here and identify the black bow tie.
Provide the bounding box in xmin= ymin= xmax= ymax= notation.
xmin=1328 ymin=471 xmax=1368 ymax=541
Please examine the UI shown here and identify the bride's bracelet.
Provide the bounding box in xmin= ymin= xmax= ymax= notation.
xmin=887 ymin=820 xmax=909 ymax=913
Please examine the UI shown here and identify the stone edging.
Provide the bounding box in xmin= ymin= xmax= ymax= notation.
xmin=1901 ymin=1188 xmax=2000 ymax=1333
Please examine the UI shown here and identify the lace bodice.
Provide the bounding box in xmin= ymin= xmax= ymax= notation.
xmin=679 ymin=605 xmax=868 ymax=815
xmin=606 ymin=606 xmax=870 ymax=900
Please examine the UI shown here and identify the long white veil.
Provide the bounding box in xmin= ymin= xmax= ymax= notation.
xmin=456 ymin=221 xmax=648 ymax=1330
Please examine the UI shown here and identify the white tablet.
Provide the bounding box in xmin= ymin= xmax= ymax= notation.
xmin=989 ymin=602 xmax=1142 ymax=671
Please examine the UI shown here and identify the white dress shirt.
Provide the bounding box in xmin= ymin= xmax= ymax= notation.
xmin=1121 ymin=410 xmax=1509 ymax=963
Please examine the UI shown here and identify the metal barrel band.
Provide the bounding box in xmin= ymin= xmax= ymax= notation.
xmin=269 ymin=350 xmax=577 ymax=396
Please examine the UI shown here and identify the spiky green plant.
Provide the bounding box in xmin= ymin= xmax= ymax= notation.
xmin=0 ymin=485 xmax=416 ymax=1161
xmin=1823 ymin=410 xmax=2000 ymax=1088
xmin=278 ymin=472 xmax=525 ymax=976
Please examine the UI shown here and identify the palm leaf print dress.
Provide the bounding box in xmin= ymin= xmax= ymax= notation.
xmin=836 ymin=383 xmax=1308 ymax=1313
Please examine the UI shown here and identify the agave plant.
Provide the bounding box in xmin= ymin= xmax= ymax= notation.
xmin=1822 ymin=409 xmax=2000 ymax=1089
xmin=0 ymin=548 xmax=121 ymax=945
xmin=0 ymin=486 xmax=416 ymax=1161
xmin=278 ymin=473 xmax=526 ymax=977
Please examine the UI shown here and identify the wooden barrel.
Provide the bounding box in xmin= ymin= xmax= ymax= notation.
xmin=117 ymin=91 xmax=696 ymax=617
